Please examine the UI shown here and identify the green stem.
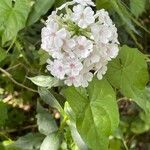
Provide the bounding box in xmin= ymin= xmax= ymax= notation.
xmin=6 ymin=37 xmax=16 ymax=53
xmin=122 ymin=140 xmax=129 ymax=150
xmin=59 ymin=116 xmax=68 ymax=132
xmin=0 ymin=132 xmax=10 ymax=141
xmin=146 ymin=54 xmax=150 ymax=57
xmin=0 ymin=67 xmax=38 ymax=93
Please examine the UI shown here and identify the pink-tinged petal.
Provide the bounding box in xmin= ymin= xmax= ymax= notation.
xmin=84 ymin=7 xmax=94 ymax=16
xmin=54 ymin=37 xmax=63 ymax=48
xmin=57 ymin=28 xmax=67 ymax=39
xmin=73 ymin=5 xmax=84 ymax=13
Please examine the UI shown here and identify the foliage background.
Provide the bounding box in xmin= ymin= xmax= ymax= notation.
xmin=0 ymin=0 xmax=150 ymax=149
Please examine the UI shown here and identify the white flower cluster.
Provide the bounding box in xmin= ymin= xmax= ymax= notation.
xmin=41 ymin=0 xmax=119 ymax=87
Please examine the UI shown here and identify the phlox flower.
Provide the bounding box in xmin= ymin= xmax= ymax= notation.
xmin=96 ymin=9 xmax=113 ymax=25
xmin=79 ymin=68 xmax=93 ymax=87
xmin=41 ymin=20 xmax=68 ymax=50
xmin=84 ymin=46 xmax=101 ymax=67
xmin=74 ymin=36 xmax=93 ymax=59
xmin=47 ymin=59 xmax=66 ymax=79
xmin=41 ymin=0 xmax=119 ymax=87
xmin=65 ymin=58 xmax=83 ymax=76
xmin=62 ymin=34 xmax=76 ymax=52
xmin=64 ymin=75 xmax=81 ymax=87
xmin=95 ymin=62 xmax=108 ymax=80
xmin=91 ymin=24 xmax=112 ymax=44
xmin=72 ymin=5 xmax=95 ymax=28
xmin=100 ymin=44 xmax=119 ymax=60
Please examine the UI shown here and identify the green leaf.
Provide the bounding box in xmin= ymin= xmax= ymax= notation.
xmin=133 ymin=88 xmax=150 ymax=115
xmin=36 ymin=102 xmax=58 ymax=136
xmin=0 ymin=143 xmax=4 ymax=150
xmin=40 ymin=132 xmax=61 ymax=150
xmin=130 ymin=87 xmax=150 ymax=133
xmin=64 ymin=78 xmax=119 ymax=150
xmin=64 ymin=102 xmax=88 ymax=150
xmin=2 ymin=140 xmax=21 ymax=150
xmin=106 ymin=45 xmax=150 ymax=123
xmin=131 ymin=100 xmax=150 ymax=134
xmin=54 ymin=0 xmax=67 ymax=8
xmin=27 ymin=0 xmax=55 ymax=26
xmin=0 ymin=48 xmax=7 ymax=63
xmin=38 ymin=87 xmax=64 ymax=114
xmin=38 ymin=49 xmax=49 ymax=65
xmin=106 ymin=45 xmax=148 ymax=98
xmin=110 ymin=1 xmax=138 ymax=35
xmin=14 ymin=133 xmax=45 ymax=150
xmin=131 ymin=117 xmax=150 ymax=134
xmin=28 ymin=75 xmax=59 ymax=88
xmin=0 ymin=0 xmax=31 ymax=44
xmin=130 ymin=0 xmax=146 ymax=18
xmin=109 ymin=139 xmax=121 ymax=150
xmin=64 ymin=102 xmax=76 ymax=122
xmin=0 ymin=101 xmax=8 ymax=127
xmin=96 ymin=0 xmax=112 ymax=9
xmin=69 ymin=122 xmax=88 ymax=150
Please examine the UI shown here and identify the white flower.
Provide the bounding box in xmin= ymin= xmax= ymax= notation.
xmin=72 ymin=5 xmax=95 ymax=28
xmin=65 ymin=58 xmax=83 ymax=76
xmin=65 ymin=75 xmax=81 ymax=87
xmin=63 ymin=51 xmax=75 ymax=59
xmin=84 ymin=46 xmax=101 ymax=66
xmin=109 ymin=25 xmax=119 ymax=44
xmin=49 ymin=48 xmax=63 ymax=59
xmin=47 ymin=59 xmax=66 ymax=79
xmin=46 ymin=11 xmax=57 ymax=23
xmin=96 ymin=9 xmax=112 ymax=26
xmin=65 ymin=69 xmax=93 ymax=87
xmin=95 ymin=62 xmax=108 ymax=80
xmin=54 ymin=28 xmax=68 ymax=48
xmin=80 ymin=68 xmax=93 ymax=87
xmin=104 ymin=44 xmax=119 ymax=59
xmin=62 ymin=33 xmax=76 ymax=59
xmin=74 ymin=36 xmax=93 ymax=59
xmin=91 ymin=24 xmax=112 ymax=44
xmin=62 ymin=34 xmax=76 ymax=51
xmin=98 ymin=44 xmax=119 ymax=60
xmin=41 ymin=27 xmax=52 ymax=51
xmin=97 ymin=65 xmax=107 ymax=80
xmin=73 ymin=0 xmax=95 ymax=6
xmin=41 ymin=20 xmax=58 ymax=50
xmin=107 ymin=44 xmax=119 ymax=59
xmin=41 ymin=1 xmax=119 ymax=87
xmin=42 ymin=20 xmax=68 ymax=50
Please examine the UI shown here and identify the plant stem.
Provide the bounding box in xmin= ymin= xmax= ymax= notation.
xmin=6 ymin=37 xmax=16 ymax=53
xmin=0 ymin=132 xmax=10 ymax=140
xmin=123 ymin=140 xmax=129 ymax=150
xmin=0 ymin=67 xmax=38 ymax=93
xmin=59 ymin=116 xmax=68 ymax=133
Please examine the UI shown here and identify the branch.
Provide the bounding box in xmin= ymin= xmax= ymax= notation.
xmin=0 ymin=67 xmax=38 ymax=93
